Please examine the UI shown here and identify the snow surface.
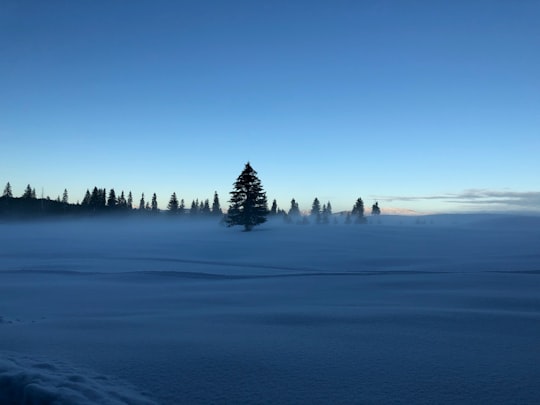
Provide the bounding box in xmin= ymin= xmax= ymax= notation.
xmin=1 ymin=215 xmax=539 ymax=404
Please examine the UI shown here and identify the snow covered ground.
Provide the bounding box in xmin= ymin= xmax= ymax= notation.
xmin=1 ymin=214 xmax=539 ymax=404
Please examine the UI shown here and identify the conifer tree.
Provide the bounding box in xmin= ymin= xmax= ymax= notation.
xmin=352 ymin=198 xmax=366 ymax=224
xmin=311 ymin=198 xmax=321 ymax=223
xmin=139 ymin=193 xmax=145 ymax=210
xmin=270 ymin=199 xmax=278 ymax=215
xmin=190 ymin=199 xmax=199 ymax=215
xmin=22 ymin=184 xmax=33 ymax=199
xmin=288 ymin=198 xmax=300 ymax=217
xmin=227 ymin=162 xmax=268 ymax=231
xmin=202 ymin=199 xmax=211 ymax=215
xmin=168 ymin=192 xmax=179 ymax=213
xmin=179 ymin=199 xmax=185 ymax=215
xmin=107 ymin=189 xmax=117 ymax=208
xmin=82 ymin=189 xmax=91 ymax=206
xmin=117 ymin=191 xmax=127 ymax=208
xmin=62 ymin=189 xmax=68 ymax=204
xmin=212 ymin=191 xmax=222 ymax=215
xmin=127 ymin=191 xmax=133 ymax=209
xmin=151 ymin=193 xmax=158 ymax=212
xmin=3 ymin=182 xmax=13 ymax=198
xmin=371 ymin=202 xmax=381 ymax=215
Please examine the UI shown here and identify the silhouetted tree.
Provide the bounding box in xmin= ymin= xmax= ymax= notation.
xmin=190 ymin=199 xmax=199 ymax=215
xmin=127 ymin=191 xmax=133 ymax=209
xmin=22 ymin=184 xmax=33 ymax=199
xmin=151 ymin=193 xmax=158 ymax=212
xmin=62 ymin=189 xmax=68 ymax=204
xmin=168 ymin=192 xmax=179 ymax=213
xmin=82 ymin=189 xmax=91 ymax=206
xmin=117 ymin=191 xmax=127 ymax=209
xmin=311 ymin=198 xmax=321 ymax=223
xmin=179 ymin=199 xmax=185 ymax=215
xmin=352 ymin=198 xmax=366 ymax=224
xmin=212 ymin=191 xmax=222 ymax=215
xmin=371 ymin=202 xmax=381 ymax=215
xmin=139 ymin=193 xmax=145 ymax=210
xmin=288 ymin=198 xmax=300 ymax=217
xmin=227 ymin=162 xmax=268 ymax=231
xmin=107 ymin=189 xmax=117 ymax=208
xmin=3 ymin=182 xmax=13 ymax=198
xmin=202 ymin=199 xmax=211 ymax=215
xmin=270 ymin=199 xmax=278 ymax=215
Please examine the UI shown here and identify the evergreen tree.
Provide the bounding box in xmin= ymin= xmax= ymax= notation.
xmin=107 ymin=189 xmax=117 ymax=208
xmin=117 ymin=191 xmax=127 ymax=208
xmin=62 ymin=189 xmax=68 ymax=204
xmin=82 ymin=189 xmax=91 ymax=206
xmin=3 ymin=182 xmax=13 ymax=198
xmin=227 ymin=162 xmax=268 ymax=231
xmin=151 ymin=193 xmax=158 ymax=212
xmin=311 ymin=197 xmax=321 ymax=223
xmin=212 ymin=191 xmax=222 ymax=215
xmin=202 ymin=199 xmax=211 ymax=215
xmin=127 ymin=191 xmax=133 ymax=209
xmin=31 ymin=188 xmax=37 ymax=199
xmin=22 ymin=184 xmax=33 ymax=199
xmin=352 ymin=198 xmax=366 ymax=224
xmin=288 ymin=198 xmax=300 ymax=217
xmin=371 ymin=201 xmax=381 ymax=215
xmin=190 ymin=199 xmax=199 ymax=215
xmin=179 ymin=199 xmax=185 ymax=215
xmin=90 ymin=187 xmax=100 ymax=210
xmin=139 ymin=193 xmax=145 ymax=210
xmin=168 ymin=192 xmax=179 ymax=213
xmin=326 ymin=201 xmax=332 ymax=215
xmin=270 ymin=199 xmax=278 ymax=215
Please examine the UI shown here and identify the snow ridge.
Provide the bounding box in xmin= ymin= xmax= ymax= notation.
xmin=0 ymin=352 xmax=157 ymax=405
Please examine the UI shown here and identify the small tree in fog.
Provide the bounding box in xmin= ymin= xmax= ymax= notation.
xmin=212 ymin=191 xmax=222 ymax=215
xmin=227 ymin=162 xmax=268 ymax=231
xmin=288 ymin=199 xmax=300 ymax=217
xmin=168 ymin=192 xmax=179 ymax=213
xmin=352 ymin=198 xmax=366 ymax=224
xmin=127 ymin=191 xmax=133 ymax=209
xmin=151 ymin=193 xmax=158 ymax=212
xmin=62 ymin=189 xmax=69 ymax=204
xmin=311 ymin=198 xmax=321 ymax=223
xmin=139 ymin=193 xmax=145 ymax=210
xmin=270 ymin=199 xmax=278 ymax=215
xmin=22 ymin=184 xmax=33 ymax=199
xmin=3 ymin=182 xmax=13 ymax=198
xmin=371 ymin=202 xmax=381 ymax=215
xmin=107 ymin=189 xmax=117 ymax=208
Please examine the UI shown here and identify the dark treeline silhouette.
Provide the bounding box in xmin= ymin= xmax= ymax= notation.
xmin=1 ymin=175 xmax=380 ymax=225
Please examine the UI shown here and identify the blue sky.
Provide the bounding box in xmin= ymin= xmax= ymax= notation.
xmin=1 ymin=0 xmax=539 ymax=213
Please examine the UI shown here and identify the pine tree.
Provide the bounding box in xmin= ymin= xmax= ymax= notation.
xmin=62 ymin=189 xmax=68 ymax=204
xmin=3 ymin=182 xmax=13 ymax=198
xmin=227 ymin=162 xmax=268 ymax=231
xmin=82 ymin=189 xmax=91 ymax=206
xmin=202 ymin=199 xmax=211 ymax=215
xmin=117 ymin=191 xmax=127 ymax=208
xmin=139 ymin=193 xmax=145 ymax=210
xmin=270 ymin=199 xmax=278 ymax=215
xmin=352 ymin=198 xmax=366 ymax=224
xmin=179 ymin=199 xmax=185 ymax=215
xmin=212 ymin=191 xmax=222 ymax=215
xmin=168 ymin=192 xmax=179 ymax=213
xmin=151 ymin=193 xmax=158 ymax=212
xmin=311 ymin=197 xmax=321 ymax=223
xmin=127 ymin=191 xmax=133 ymax=209
xmin=288 ymin=198 xmax=300 ymax=217
xmin=22 ymin=184 xmax=33 ymax=199
xmin=190 ymin=199 xmax=199 ymax=216
xmin=107 ymin=189 xmax=117 ymax=208
xmin=371 ymin=201 xmax=381 ymax=215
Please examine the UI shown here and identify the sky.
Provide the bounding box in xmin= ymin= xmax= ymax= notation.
xmin=1 ymin=0 xmax=539 ymax=214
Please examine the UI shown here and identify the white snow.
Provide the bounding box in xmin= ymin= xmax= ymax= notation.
xmin=1 ymin=214 xmax=539 ymax=404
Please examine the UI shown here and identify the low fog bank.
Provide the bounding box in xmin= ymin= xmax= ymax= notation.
xmin=1 ymin=213 xmax=538 ymax=276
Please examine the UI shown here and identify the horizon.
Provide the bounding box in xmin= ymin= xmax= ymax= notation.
xmin=1 ymin=1 xmax=539 ymax=214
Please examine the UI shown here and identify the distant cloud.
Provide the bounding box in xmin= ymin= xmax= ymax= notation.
xmin=375 ymin=189 xmax=540 ymax=211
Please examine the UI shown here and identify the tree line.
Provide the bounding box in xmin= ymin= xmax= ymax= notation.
xmin=1 ymin=164 xmax=380 ymax=228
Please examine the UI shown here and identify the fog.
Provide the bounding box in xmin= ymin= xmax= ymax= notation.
xmin=1 ymin=214 xmax=540 ymax=403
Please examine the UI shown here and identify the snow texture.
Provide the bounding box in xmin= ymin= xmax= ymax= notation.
xmin=1 ymin=214 xmax=540 ymax=404
xmin=0 ymin=352 xmax=156 ymax=405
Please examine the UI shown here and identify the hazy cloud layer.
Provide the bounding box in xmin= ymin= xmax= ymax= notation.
xmin=376 ymin=189 xmax=540 ymax=211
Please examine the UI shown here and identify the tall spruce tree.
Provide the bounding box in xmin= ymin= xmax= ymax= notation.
xmin=352 ymin=198 xmax=366 ymax=224
xmin=270 ymin=199 xmax=278 ymax=215
xmin=227 ymin=162 xmax=268 ymax=231
xmin=371 ymin=201 xmax=381 ymax=215
xmin=168 ymin=192 xmax=179 ymax=213
xmin=151 ymin=193 xmax=158 ymax=212
xmin=3 ymin=182 xmax=13 ymax=198
xmin=212 ymin=191 xmax=222 ymax=215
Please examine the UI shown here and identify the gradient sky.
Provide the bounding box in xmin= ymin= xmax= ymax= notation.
xmin=1 ymin=0 xmax=539 ymax=213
